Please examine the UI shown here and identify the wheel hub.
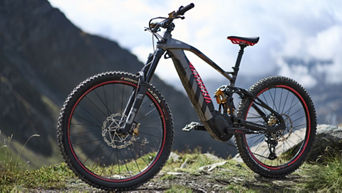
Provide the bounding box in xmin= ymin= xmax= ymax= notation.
xmin=101 ymin=113 xmax=139 ymax=149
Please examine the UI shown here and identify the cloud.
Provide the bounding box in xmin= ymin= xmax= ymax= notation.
xmin=48 ymin=0 xmax=342 ymax=87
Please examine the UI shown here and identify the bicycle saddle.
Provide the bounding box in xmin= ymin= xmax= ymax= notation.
xmin=227 ymin=36 xmax=259 ymax=46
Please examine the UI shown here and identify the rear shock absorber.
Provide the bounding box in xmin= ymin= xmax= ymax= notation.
xmin=214 ymin=86 xmax=235 ymax=115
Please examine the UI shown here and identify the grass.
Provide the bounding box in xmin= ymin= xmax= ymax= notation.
xmin=303 ymin=155 xmax=342 ymax=192
xmin=165 ymin=185 xmax=193 ymax=193
xmin=0 ymin=162 xmax=75 ymax=192
xmin=0 ymin=130 xmax=74 ymax=192
xmin=1 ymin=134 xmax=342 ymax=192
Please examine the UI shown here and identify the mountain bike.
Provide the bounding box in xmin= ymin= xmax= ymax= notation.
xmin=57 ymin=3 xmax=317 ymax=191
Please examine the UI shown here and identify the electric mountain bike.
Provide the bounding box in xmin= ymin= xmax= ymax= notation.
xmin=57 ymin=3 xmax=317 ymax=191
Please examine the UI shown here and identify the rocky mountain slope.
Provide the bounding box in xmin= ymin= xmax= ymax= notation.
xmin=0 ymin=0 xmax=236 ymax=162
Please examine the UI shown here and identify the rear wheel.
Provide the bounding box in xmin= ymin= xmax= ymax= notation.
xmin=235 ymin=76 xmax=316 ymax=177
xmin=57 ymin=72 xmax=173 ymax=191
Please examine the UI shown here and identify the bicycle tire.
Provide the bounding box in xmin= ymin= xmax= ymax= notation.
xmin=57 ymin=71 xmax=173 ymax=191
xmin=235 ymin=76 xmax=316 ymax=178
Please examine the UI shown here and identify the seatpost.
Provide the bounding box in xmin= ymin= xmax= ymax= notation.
xmin=230 ymin=44 xmax=246 ymax=86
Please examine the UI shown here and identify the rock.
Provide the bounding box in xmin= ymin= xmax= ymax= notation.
xmin=169 ymin=152 xmax=180 ymax=162
xmin=180 ymin=158 xmax=188 ymax=168
xmin=198 ymin=161 xmax=227 ymax=172
xmin=166 ymin=171 xmax=184 ymax=176
xmin=306 ymin=124 xmax=342 ymax=161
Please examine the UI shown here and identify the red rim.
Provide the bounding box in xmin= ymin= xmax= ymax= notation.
xmin=67 ymin=80 xmax=167 ymax=182
xmin=243 ymin=85 xmax=311 ymax=170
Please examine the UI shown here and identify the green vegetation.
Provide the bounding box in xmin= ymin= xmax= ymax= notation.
xmin=1 ymin=139 xmax=342 ymax=192
xmin=165 ymin=185 xmax=193 ymax=193
xmin=304 ymin=155 xmax=342 ymax=192
xmin=0 ymin=131 xmax=74 ymax=192
xmin=1 ymin=161 xmax=75 ymax=192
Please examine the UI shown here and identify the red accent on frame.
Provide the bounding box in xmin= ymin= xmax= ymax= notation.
xmin=189 ymin=63 xmax=212 ymax=104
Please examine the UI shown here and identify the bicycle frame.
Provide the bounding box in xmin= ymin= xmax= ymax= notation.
xmin=120 ymin=28 xmax=284 ymax=141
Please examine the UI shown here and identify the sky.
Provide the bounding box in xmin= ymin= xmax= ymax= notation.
xmin=48 ymin=0 xmax=342 ymax=88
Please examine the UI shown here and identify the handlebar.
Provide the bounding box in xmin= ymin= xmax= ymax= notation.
xmin=176 ymin=3 xmax=195 ymax=16
xmin=149 ymin=3 xmax=194 ymax=33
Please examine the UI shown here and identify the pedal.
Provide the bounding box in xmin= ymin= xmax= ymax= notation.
xmin=182 ymin=122 xmax=206 ymax=132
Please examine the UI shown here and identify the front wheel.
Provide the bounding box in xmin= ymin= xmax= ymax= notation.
xmin=235 ymin=76 xmax=316 ymax=178
xmin=57 ymin=72 xmax=173 ymax=191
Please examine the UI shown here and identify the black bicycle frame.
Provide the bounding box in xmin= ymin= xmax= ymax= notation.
xmin=120 ymin=29 xmax=283 ymax=141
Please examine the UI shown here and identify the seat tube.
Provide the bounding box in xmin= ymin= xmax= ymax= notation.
xmin=231 ymin=45 xmax=246 ymax=86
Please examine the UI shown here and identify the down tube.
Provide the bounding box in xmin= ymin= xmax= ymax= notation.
xmin=169 ymin=49 xmax=229 ymax=138
xmin=170 ymin=50 xmax=214 ymax=119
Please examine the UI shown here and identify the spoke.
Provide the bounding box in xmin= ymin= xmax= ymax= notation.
xmin=293 ymin=132 xmax=304 ymax=141
xmin=288 ymin=107 xmax=303 ymax=117
xmin=292 ymin=115 xmax=305 ymax=123
xmin=284 ymin=140 xmax=293 ymax=151
xmin=70 ymin=120 xmax=101 ymax=129
xmin=247 ymin=134 xmax=263 ymax=140
xmin=85 ymin=95 xmax=108 ymax=117
xmin=249 ymin=112 xmax=263 ymax=118
xmin=109 ymin=150 xmax=115 ymax=178
xmin=74 ymin=138 xmax=103 ymax=145
xmin=253 ymin=153 xmax=269 ymax=159
xmin=278 ymin=88 xmax=283 ymax=113
xmin=138 ymin=131 xmax=161 ymax=139
xmin=293 ymin=123 xmax=306 ymax=129
xmin=112 ymin=84 xmax=116 ymax=113
xmin=118 ymin=150 xmax=131 ymax=175
xmin=94 ymin=87 xmax=112 ymax=116
xmin=133 ymin=143 xmax=150 ymax=165
xmin=269 ymin=88 xmax=278 ymax=112
xmin=128 ymin=146 xmax=141 ymax=173
xmin=70 ymin=130 xmax=98 ymax=136
xmin=115 ymin=150 xmax=121 ymax=178
xmin=72 ymin=115 xmax=102 ymax=128
xmin=281 ymin=90 xmax=290 ymax=114
xmin=102 ymin=85 xmax=110 ymax=114
xmin=136 ymin=111 xmax=158 ymax=123
xmin=120 ymin=85 xmax=125 ymax=114
xmin=260 ymin=147 xmax=269 ymax=160
xmin=75 ymin=105 xmax=104 ymax=127
xmin=261 ymin=93 xmax=270 ymax=113
xmin=83 ymin=147 xmax=102 ymax=165
xmin=253 ymin=138 xmax=266 ymax=153
xmin=137 ymin=105 xmax=156 ymax=122
xmin=274 ymin=88 xmax=278 ymax=111
xmin=283 ymin=95 xmax=297 ymax=115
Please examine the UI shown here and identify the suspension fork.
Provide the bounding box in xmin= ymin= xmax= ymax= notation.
xmin=118 ymin=48 xmax=165 ymax=133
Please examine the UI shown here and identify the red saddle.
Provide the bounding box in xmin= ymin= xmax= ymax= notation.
xmin=227 ymin=36 xmax=259 ymax=46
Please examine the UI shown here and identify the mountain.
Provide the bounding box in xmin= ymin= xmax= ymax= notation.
xmin=0 ymin=0 xmax=236 ymax=163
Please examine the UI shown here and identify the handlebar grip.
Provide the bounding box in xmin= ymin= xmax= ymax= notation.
xmin=177 ymin=3 xmax=194 ymax=15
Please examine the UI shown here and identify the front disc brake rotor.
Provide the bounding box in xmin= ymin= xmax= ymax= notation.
xmin=101 ymin=113 xmax=138 ymax=149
